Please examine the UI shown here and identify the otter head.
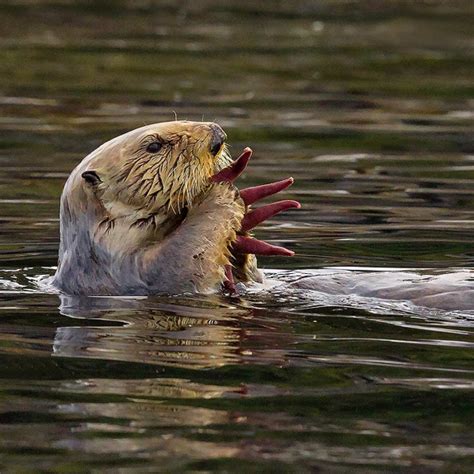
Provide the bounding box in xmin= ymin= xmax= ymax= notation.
xmin=77 ymin=121 xmax=231 ymax=222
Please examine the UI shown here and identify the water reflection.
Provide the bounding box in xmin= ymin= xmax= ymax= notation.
xmin=54 ymin=294 xmax=294 ymax=369
xmin=0 ymin=287 xmax=472 ymax=471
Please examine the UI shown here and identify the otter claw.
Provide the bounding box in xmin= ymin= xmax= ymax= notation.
xmin=212 ymin=147 xmax=252 ymax=183
xmin=214 ymin=146 xmax=298 ymax=294
xmin=241 ymin=200 xmax=301 ymax=231
xmin=233 ymin=235 xmax=294 ymax=257
xmin=223 ymin=264 xmax=237 ymax=295
xmin=240 ymin=177 xmax=295 ymax=205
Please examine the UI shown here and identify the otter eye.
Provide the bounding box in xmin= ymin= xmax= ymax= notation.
xmin=146 ymin=141 xmax=162 ymax=153
xmin=81 ymin=170 xmax=101 ymax=186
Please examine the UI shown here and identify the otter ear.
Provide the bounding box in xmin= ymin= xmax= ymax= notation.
xmin=81 ymin=170 xmax=102 ymax=186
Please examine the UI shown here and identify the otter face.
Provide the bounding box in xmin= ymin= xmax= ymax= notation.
xmin=81 ymin=121 xmax=231 ymax=220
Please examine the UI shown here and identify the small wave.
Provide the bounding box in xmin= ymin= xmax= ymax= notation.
xmin=0 ymin=267 xmax=57 ymax=294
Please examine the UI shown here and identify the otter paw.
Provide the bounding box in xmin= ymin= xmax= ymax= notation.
xmin=212 ymin=147 xmax=301 ymax=293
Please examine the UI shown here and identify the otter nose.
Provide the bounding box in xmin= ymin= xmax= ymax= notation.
xmin=209 ymin=124 xmax=227 ymax=156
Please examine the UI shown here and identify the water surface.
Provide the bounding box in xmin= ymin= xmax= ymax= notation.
xmin=0 ymin=1 xmax=473 ymax=472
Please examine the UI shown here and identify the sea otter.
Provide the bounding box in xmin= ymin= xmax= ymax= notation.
xmin=52 ymin=121 xmax=299 ymax=296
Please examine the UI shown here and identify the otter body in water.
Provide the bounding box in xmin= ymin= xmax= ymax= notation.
xmin=53 ymin=121 xmax=298 ymax=295
xmin=52 ymin=121 xmax=473 ymax=310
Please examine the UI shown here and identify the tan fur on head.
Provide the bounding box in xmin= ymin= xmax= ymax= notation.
xmin=61 ymin=121 xmax=232 ymax=253
xmin=83 ymin=121 xmax=230 ymax=218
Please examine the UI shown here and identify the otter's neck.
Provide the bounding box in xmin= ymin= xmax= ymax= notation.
xmin=95 ymin=210 xmax=187 ymax=254
xmin=54 ymin=182 xmax=188 ymax=295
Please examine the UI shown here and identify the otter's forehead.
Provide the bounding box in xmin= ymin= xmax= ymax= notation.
xmin=125 ymin=120 xmax=222 ymax=142
xmin=89 ymin=120 xmax=220 ymax=152
xmin=78 ymin=120 xmax=229 ymax=184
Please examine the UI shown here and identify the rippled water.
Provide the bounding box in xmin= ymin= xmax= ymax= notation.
xmin=0 ymin=1 xmax=473 ymax=471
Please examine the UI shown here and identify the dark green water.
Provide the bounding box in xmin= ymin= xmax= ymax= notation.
xmin=0 ymin=1 xmax=474 ymax=472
